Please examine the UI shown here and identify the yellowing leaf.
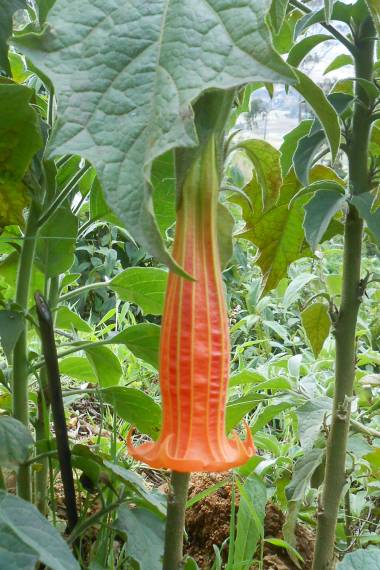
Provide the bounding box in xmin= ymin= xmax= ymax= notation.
xmin=0 ymin=83 xmax=43 ymax=228
xmin=237 ymin=139 xmax=282 ymax=210
xmin=301 ymin=303 xmax=331 ymax=357
xmin=240 ymin=170 xmax=310 ymax=294
xmin=0 ymin=180 xmax=29 ymax=227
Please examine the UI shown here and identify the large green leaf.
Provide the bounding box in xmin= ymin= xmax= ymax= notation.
xmin=303 ymin=188 xmax=346 ymax=251
xmin=0 ymin=523 xmax=38 ymax=570
xmin=0 ymin=491 xmax=80 ymax=570
xmin=0 ymin=416 xmax=33 ymax=469
xmin=292 ymin=70 xmax=341 ymax=163
xmin=114 ymin=506 xmax=164 ymax=570
xmin=0 ymin=0 xmax=27 ymax=75
xmin=301 ymin=302 xmax=331 ymax=357
xmin=85 ymin=346 xmax=122 ymax=387
xmin=234 ymin=474 xmax=266 ymax=570
xmin=102 ymin=387 xmax=161 ymax=440
xmin=0 ymin=83 xmax=43 ymax=229
xmin=35 ymin=204 xmax=78 ymax=277
xmin=111 ymin=323 xmax=160 ymax=369
xmin=337 ymin=549 xmax=380 ymax=570
xmin=110 ymin=267 xmax=168 ymax=316
xmin=14 ymin=0 xmax=294 ymax=269
xmin=89 ymin=178 xmax=123 ymax=226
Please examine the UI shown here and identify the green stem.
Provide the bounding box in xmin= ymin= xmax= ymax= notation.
xmin=58 ymin=280 xmax=109 ymax=303
xmin=163 ymin=472 xmax=190 ymax=570
xmin=33 ymin=338 xmax=110 ymax=371
xmin=312 ymin=19 xmax=375 ymax=570
xmin=37 ymin=164 xmax=91 ymax=228
xmin=13 ymin=200 xmax=40 ymax=500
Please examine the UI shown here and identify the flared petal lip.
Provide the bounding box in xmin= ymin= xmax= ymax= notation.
xmin=127 ymin=423 xmax=256 ymax=473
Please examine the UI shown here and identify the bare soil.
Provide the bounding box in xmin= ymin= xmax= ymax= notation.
xmin=185 ymin=473 xmax=315 ymax=569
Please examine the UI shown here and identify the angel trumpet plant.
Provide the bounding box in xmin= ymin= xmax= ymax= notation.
xmin=128 ymin=136 xmax=255 ymax=472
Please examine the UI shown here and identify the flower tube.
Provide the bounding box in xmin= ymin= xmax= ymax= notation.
xmin=128 ymin=137 xmax=255 ymax=471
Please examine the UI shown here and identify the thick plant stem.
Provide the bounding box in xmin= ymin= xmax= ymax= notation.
xmin=312 ymin=17 xmax=374 ymax=570
xmin=13 ymin=200 xmax=40 ymax=500
xmin=163 ymin=472 xmax=190 ymax=570
xmin=313 ymin=209 xmax=363 ymax=569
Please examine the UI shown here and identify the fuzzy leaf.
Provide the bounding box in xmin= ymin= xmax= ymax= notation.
xmin=114 ymin=506 xmax=164 ymax=570
xmin=15 ymin=0 xmax=294 ymax=270
xmin=0 ymin=492 xmax=80 ymax=570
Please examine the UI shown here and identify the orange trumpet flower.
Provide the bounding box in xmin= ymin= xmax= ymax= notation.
xmin=128 ymin=137 xmax=255 ymax=471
